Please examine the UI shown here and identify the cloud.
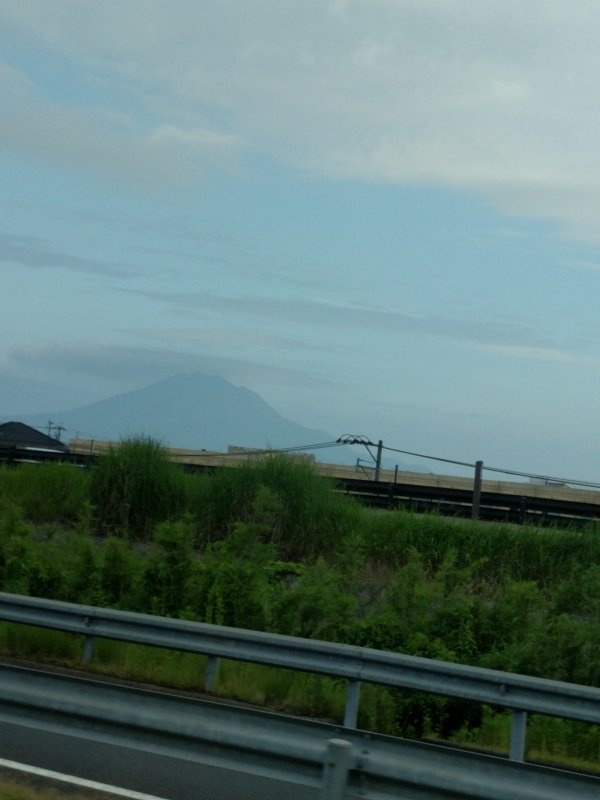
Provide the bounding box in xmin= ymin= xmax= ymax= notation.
xmin=0 ymin=60 xmax=244 ymax=189
xmin=124 ymin=326 xmax=345 ymax=355
xmin=123 ymin=286 xmax=564 ymax=354
xmin=3 ymin=2 xmax=600 ymax=237
xmin=470 ymin=343 xmax=600 ymax=367
xmin=0 ymin=234 xmax=137 ymax=277
xmin=8 ymin=341 xmax=338 ymax=392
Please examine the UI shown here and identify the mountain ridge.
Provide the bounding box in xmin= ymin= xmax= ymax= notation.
xmin=12 ymin=373 xmax=334 ymax=453
xmin=6 ymin=373 xmax=428 ymax=470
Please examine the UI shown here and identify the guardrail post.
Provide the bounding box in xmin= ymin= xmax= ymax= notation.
xmin=343 ymin=679 xmax=361 ymax=728
xmin=320 ymin=738 xmax=352 ymax=800
xmin=509 ymin=709 xmax=527 ymax=762
xmin=83 ymin=635 xmax=95 ymax=663
xmin=204 ymin=656 xmax=220 ymax=692
xmin=472 ymin=460 xmax=483 ymax=520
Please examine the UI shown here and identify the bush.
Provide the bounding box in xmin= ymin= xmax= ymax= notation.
xmin=193 ymin=455 xmax=360 ymax=560
xmin=0 ymin=463 xmax=90 ymax=524
xmin=90 ymin=437 xmax=187 ymax=538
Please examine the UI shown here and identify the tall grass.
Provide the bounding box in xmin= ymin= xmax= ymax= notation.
xmin=359 ymin=509 xmax=600 ymax=584
xmin=0 ymin=463 xmax=90 ymax=525
xmin=90 ymin=436 xmax=188 ymax=538
xmin=192 ymin=455 xmax=360 ymax=560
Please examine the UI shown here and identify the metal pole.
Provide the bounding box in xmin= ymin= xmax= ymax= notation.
xmin=343 ymin=680 xmax=361 ymax=728
xmin=320 ymin=738 xmax=352 ymax=800
xmin=204 ymin=656 xmax=220 ymax=692
xmin=83 ymin=635 xmax=95 ymax=663
xmin=374 ymin=440 xmax=383 ymax=482
xmin=509 ymin=710 xmax=527 ymax=762
xmin=472 ymin=460 xmax=483 ymax=520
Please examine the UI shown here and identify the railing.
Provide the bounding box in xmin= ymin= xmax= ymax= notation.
xmin=1 ymin=662 xmax=599 ymax=800
xmin=1 ymin=592 xmax=599 ymax=766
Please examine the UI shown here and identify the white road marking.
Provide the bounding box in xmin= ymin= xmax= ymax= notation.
xmin=0 ymin=757 xmax=171 ymax=800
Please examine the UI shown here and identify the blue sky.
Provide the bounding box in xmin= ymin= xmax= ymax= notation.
xmin=2 ymin=1 xmax=600 ymax=480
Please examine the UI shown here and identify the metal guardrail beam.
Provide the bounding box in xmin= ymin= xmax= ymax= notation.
xmin=0 ymin=591 xmax=598 ymax=726
xmin=0 ymin=663 xmax=598 ymax=800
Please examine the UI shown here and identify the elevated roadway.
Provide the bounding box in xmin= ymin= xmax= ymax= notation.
xmin=70 ymin=438 xmax=600 ymax=526
xmin=3 ymin=437 xmax=599 ymax=526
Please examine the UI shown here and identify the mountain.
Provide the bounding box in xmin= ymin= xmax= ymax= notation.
xmin=12 ymin=373 xmax=339 ymax=454
xmin=8 ymin=373 xmax=429 ymax=470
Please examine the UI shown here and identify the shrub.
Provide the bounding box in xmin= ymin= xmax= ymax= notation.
xmin=90 ymin=437 xmax=187 ymax=538
xmin=194 ymin=455 xmax=360 ymax=560
xmin=185 ymin=530 xmax=276 ymax=629
xmin=0 ymin=463 xmax=90 ymax=524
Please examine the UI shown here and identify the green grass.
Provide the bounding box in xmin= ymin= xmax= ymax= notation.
xmin=0 ymin=782 xmax=90 ymax=800
xmin=0 ymin=464 xmax=90 ymax=526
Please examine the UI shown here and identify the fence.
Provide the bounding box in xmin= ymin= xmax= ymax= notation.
xmin=1 ymin=662 xmax=599 ymax=799
xmin=0 ymin=591 xmax=599 ymax=765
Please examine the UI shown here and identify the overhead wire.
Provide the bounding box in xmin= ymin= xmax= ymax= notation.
xmin=41 ymin=425 xmax=600 ymax=489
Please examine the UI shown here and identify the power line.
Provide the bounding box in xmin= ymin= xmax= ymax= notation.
xmin=482 ymin=465 xmax=600 ymax=490
xmin=339 ymin=435 xmax=600 ymax=489
xmin=381 ymin=444 xmax=476 ymax=469
xmin=31 ymin=423 xmax=600 ymax=490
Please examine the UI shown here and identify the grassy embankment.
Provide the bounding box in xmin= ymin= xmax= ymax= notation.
xmin=0 ymin=783 xmax=82 ymax=800
xmin=0 ymin=438 xmax=600 ymax=771
xmin=0 ymin=778 xmax=111 ymax=800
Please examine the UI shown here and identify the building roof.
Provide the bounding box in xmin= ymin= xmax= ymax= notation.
xmin=0 ymin=421 xmax=67 ymax=451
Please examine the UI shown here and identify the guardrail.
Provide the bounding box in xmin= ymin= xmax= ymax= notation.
xmin=1 ymin=592 xmax=600 ymax=766
xmin=0 ymin=663 xmax=598 ymax=800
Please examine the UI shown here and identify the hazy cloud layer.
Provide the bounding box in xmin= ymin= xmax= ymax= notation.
xmin=124 ymin=286 xmax=574 ymax=359
xmin=8 ymin=341 xmax=337 ymax=395
xmin=0 ymin=234 xmax=137 ymax=277
xmin=3 ymin=2 xmax=600 ymax=237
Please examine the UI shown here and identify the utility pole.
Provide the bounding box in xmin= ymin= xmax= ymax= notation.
xmin=374 ymin=439 xmax=383 ymax=482
xmin=337 ymin=435 xmax=384 ymax=482
xmin=472 ymin=460 xmax=483 ymax=520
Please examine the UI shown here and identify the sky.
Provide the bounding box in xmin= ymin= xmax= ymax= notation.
xmin=2 ymin=1 xmax=600 ymax=481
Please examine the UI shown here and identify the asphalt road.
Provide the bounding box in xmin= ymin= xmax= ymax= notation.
xmin=0 ymin=719 xmax=317 ymax=800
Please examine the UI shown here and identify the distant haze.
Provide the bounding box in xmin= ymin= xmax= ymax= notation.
xmin=8 ymin=373 xmax=427 ymax=471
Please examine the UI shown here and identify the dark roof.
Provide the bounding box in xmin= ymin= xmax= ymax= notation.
xmin=0 ymin=421 xmax=67 ymax=451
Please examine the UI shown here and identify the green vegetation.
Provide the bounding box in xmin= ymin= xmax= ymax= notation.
xmin=0 ymin=437 xmax=599 ymax=772
xmin=0 ymin=783 xmax=74 ymax=800
xmin=0 ymin=777 xmax=100 ymax=800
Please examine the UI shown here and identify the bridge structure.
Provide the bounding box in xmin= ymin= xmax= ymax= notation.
xmin=53 ymin=437 xmax=600 ymax=525
xmin=0 ymin=592 xmax=598 ymax=799
xmin=2 ymin=434 xmax=600 ymax=525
